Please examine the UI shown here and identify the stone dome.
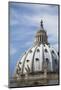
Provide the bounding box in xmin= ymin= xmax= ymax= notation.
xmin=15 ymin=20 xmax=58 ymax=77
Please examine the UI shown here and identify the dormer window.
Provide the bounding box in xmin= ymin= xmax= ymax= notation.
xmin=36 ymin=58 xmax=39 ymax=61
xmin=52 ymin=50 xmax=54 ymax=53
xmin=44 ymin=44 xmax=45 ymax=47
xmin=37 ymin=49 xmax=40 ymax=52
xmin=46 ymin=58 xmax=49 ymax=64
xmin=26 ymin=60 xmax=29 ymax=62
xmin=19 ymin=61 xmax=21 ymax=64
xmin=29 ymin=50 xmax=32 ymax=53
xmin=45 ymin=49 xmax=48 ymax=52
xmin=55 ymin=59 xmax=57 ymax=64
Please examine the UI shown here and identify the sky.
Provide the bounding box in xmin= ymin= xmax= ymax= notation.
xmin=9 ymin=2 xmax=59 ymax=78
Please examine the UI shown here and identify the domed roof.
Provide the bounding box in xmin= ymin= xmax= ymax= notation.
xmin=16 ymin=44 xmax=58 ymax=74
xmin=15 ymin=20 xmax=58 ymax=77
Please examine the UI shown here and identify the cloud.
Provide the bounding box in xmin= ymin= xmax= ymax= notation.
xmin=10 ymin=3 xmax=58 ymax=27
xmin=10 ymin=3 xmax=58 ymax=54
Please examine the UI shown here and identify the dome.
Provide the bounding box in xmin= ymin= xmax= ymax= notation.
xmin=15 ymin=20 xmax=58 ymax=77
xmin=16 ymin=44 xmax=58 ymax=75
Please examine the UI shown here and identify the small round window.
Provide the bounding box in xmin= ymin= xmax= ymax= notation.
xmin=36 ymin=58 xmax=39 ymax=61
xmin=26 ymin=60 xmax=29 ymax=62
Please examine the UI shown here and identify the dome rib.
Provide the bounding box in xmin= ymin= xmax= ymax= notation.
xmin=39 ymin=44 xmax=44 ymax=71
xmin=42 ymin=44 xmax=45 ymax=71
xmin=22 ymin=48 xmax=32 ymax=74
xmin=50 ymin=47 xmax=58 ymax=60
xmin=31 ymin=45 xmax=38 ymax=72
xmin=22 ymin=46 xmax=35 ymax=74
xmin=45 ymin=44 xmax=53 ymax=71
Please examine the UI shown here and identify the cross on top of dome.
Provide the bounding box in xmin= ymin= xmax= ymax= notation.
xmin=40 ymin=20 xmax=43 ymax=29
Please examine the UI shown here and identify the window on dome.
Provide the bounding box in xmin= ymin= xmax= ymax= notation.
xmin=44 ymin=44 xmax=45 ymax=46
xmin=52 ymin=50 xmax=54 ymax=53
xmin=55 ymin=59 xmax=57 ymax=64
xmin=29 ymin=50 xmax=32 ymax=53
xmin=36 ymin=58 xmax=39 ymax=61
xmin=19 ymin=61 xmax=21 ymax=64
xmin=46 ymin=58 xmax=49 ymax=64
xmin=45 ymin=49 xmax=48 ymax=52
xmin=19 ymin=68 xmax=21 ymax=71
xmin=58 ymin=52 xmax=59 ymax=56
xmin=25 ymin=52 xmax=26 ymax=54
xmin=37 ymin=49 xmax=40 ymax=52
xmin=26 ymin=60 xmax=29 ymax=62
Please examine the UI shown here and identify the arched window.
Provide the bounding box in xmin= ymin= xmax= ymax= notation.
xmin=55 ymin=59 xmax=57 ymax=64
xmin=37 ymin=49 xmax=40 ymax=52
xmin=45 ymin=49 xmax=48 ymax=52
xmin=46 ymin=58 xmax=49 ymax=64
xmin=52 ymin=50 xmax=54 ymax=53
